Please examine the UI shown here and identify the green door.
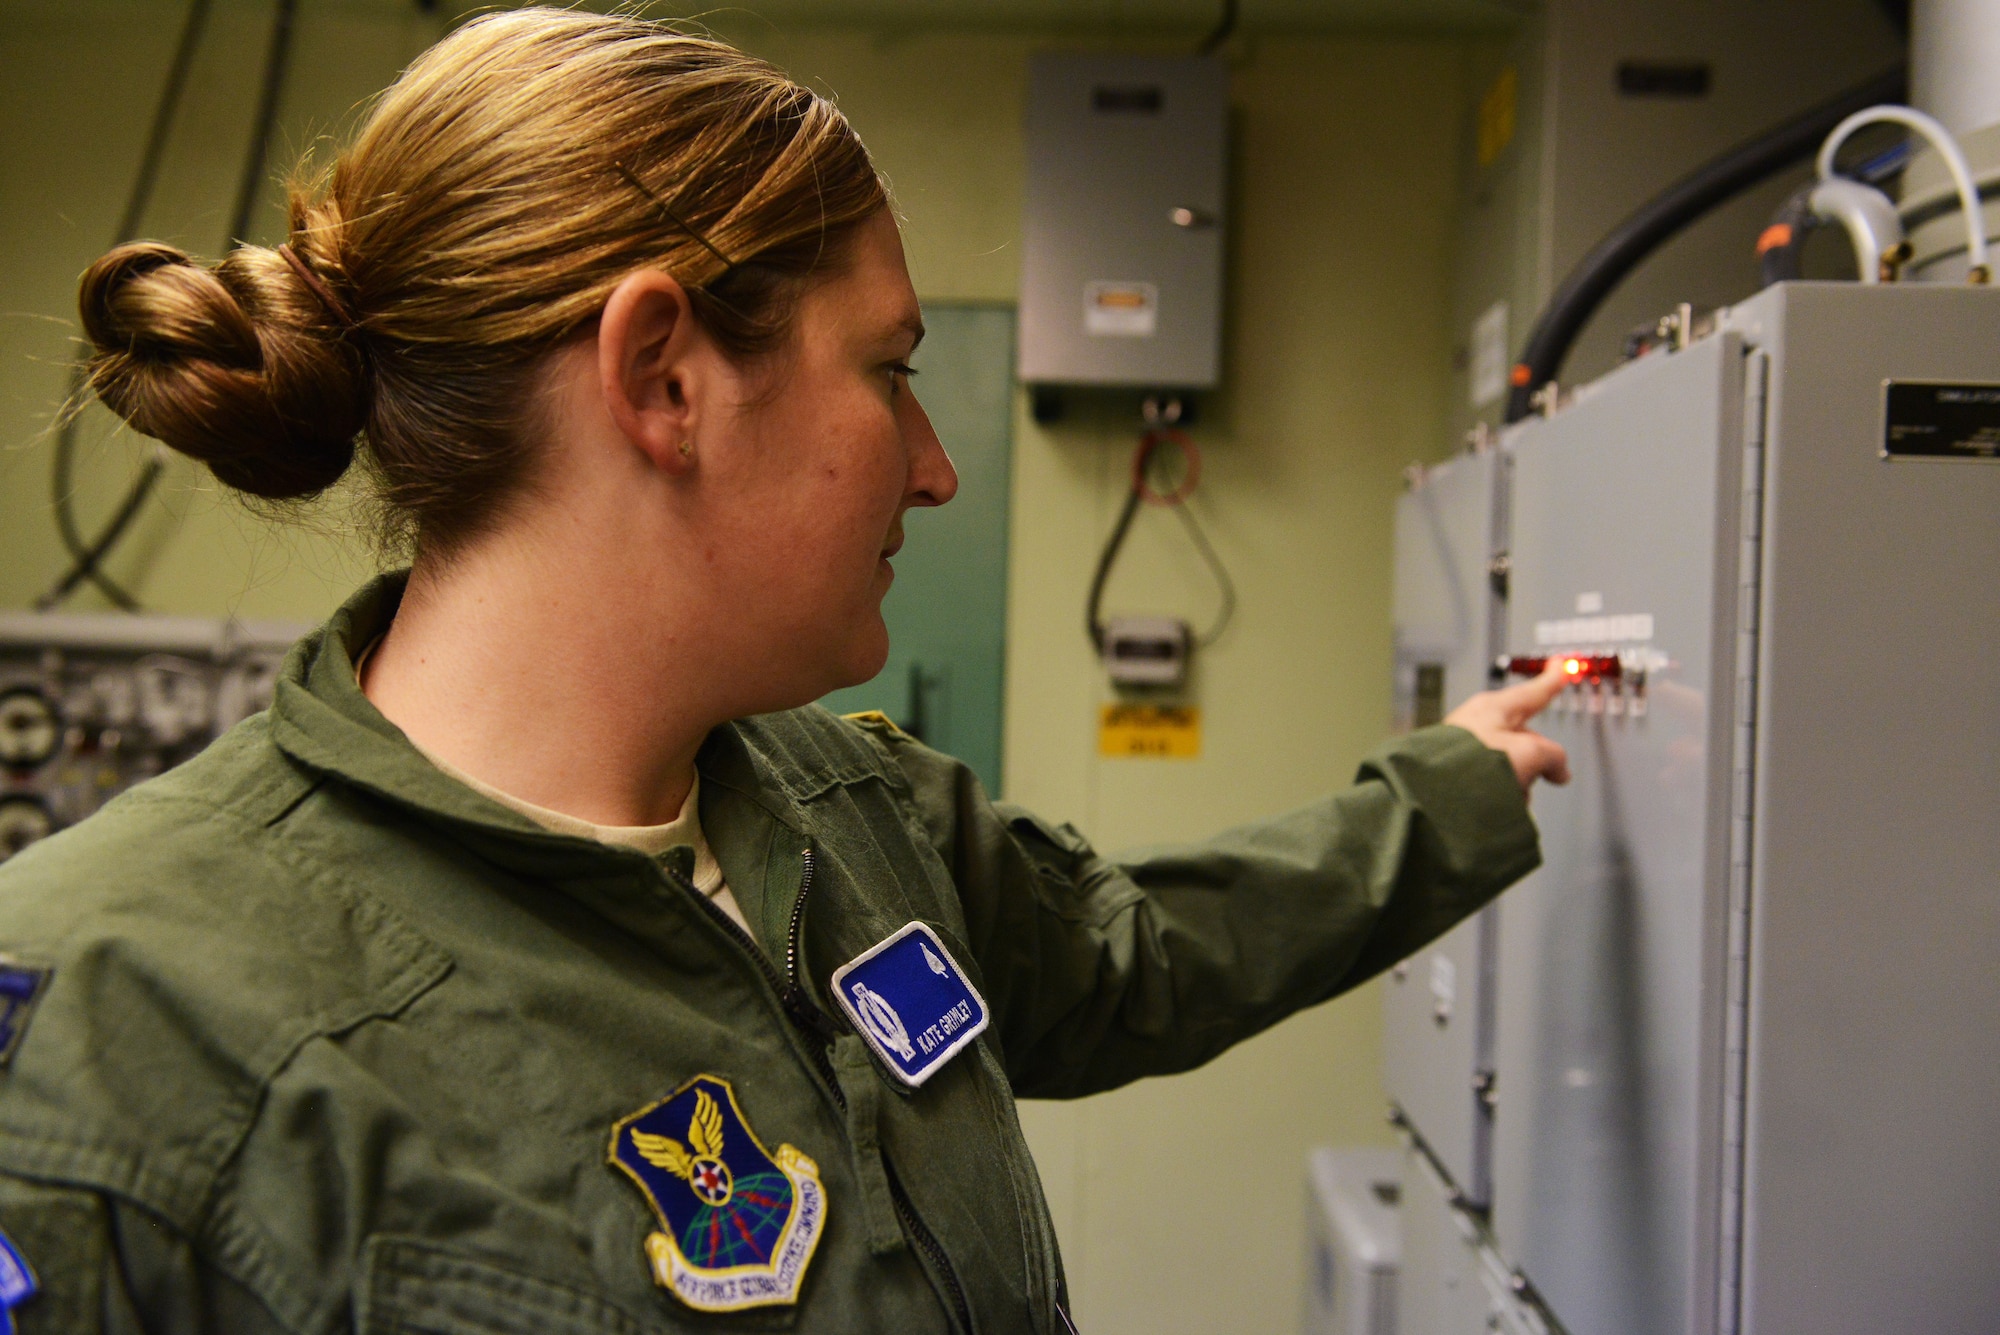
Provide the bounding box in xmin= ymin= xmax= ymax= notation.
xmin=821 ymin=303 xmax=1013 ymax=797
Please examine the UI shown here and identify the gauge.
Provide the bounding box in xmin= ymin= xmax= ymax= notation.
xmin=0 ymin=688 xmax=60 ymax=769
xmin=0 ymin=796 xmax=54 ymax=859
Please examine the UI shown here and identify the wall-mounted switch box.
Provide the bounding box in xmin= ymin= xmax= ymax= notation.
xmin=1019 ymin=53 xmax=1228 ymax=391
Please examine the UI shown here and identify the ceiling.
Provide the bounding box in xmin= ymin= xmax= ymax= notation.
xmin=444 ymin=0 xmax=1533 ymax=38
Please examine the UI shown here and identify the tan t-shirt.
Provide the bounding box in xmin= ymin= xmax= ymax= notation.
xmin=355 ymin=640 xmax=750 ymax=935
xmin=416 ymin=750 xmax=750 ymax=935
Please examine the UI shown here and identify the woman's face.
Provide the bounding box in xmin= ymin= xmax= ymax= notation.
xmin=701 ymin=210 xmax=957 ymax=706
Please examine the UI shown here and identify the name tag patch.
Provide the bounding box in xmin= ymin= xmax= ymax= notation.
xmin=831 ymin=922 xmax=989 ymax=1087
xmin=0 ymin=1226 xmax=37 ymax=1332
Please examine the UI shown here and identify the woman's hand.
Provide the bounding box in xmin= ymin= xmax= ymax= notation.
xmin=1443 ymin=660 xmax=1572 ymax=794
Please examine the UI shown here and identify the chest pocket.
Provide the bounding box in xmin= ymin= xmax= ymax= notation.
xmin=358 ymin=1238 xmax=647 ymax=1334
xmin=359 ymin=1237 xmax=773 ymax=1335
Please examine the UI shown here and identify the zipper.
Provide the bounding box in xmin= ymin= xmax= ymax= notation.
xmin=660 ymin=849 xmax=848 ymax=1111
xmin=782 ymin=848 xmax=847 ymax=1047
xmin=887 ymin=1155 xmax=975 ymax=1335
xmin=662 ymin=845 xmax=977 ymax=1333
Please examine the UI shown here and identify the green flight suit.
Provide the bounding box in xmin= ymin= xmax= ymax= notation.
xmin=0 ymin=574 xmax=1539 ymax=1334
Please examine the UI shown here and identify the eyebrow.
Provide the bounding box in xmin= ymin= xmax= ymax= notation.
xmin=892 ymin=313 xmax=926 ymax=351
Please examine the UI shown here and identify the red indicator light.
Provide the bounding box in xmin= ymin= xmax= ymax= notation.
xmin=1497 ymin=654 xmax=1623 ymax=682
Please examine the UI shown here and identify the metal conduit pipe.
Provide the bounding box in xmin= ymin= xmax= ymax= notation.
xmin=1503 ymin=66 xmax=1907 ymax=423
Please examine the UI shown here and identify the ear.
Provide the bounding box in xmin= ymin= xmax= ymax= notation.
xmin=598 ymin=269 xmax=702 ymax=475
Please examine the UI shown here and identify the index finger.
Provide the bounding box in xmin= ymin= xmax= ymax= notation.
xmin=1498 ymin=658 xmax=1571 ymax=725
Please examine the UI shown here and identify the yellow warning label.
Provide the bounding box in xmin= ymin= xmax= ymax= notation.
xmin=1098 ymin=705 xmax=1202 ymax=759
xmin=1477 ymin=66 xmax=1517 ymax=167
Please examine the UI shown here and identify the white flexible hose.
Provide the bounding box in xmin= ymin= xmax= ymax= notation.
xmin=1817 ymin=104 xmax=1989 ymax=281
xmin=1806 ymin=178 xmax=1906 ymax=283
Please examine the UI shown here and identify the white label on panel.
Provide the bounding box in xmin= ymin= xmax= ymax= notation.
xmin=1534 ymin=613 xmax=1654 ymax=646
xmin=1470 ymin=300 xmax=1509 ymax=407
xmin=1084 ymin=281 xmax=1158 ymax=337
xmin=1576 ymin=591 xmax=1604 ymax=613
xmin=1430 ymin=952 xmax=1457 ymax=1007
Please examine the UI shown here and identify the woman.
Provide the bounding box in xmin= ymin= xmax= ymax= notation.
xmin=0 ymin=10 xmax=1568 ymax=1332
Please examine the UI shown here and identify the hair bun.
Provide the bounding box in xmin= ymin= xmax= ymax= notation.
xmin=78 ymin=240 xmax=366 ymax=500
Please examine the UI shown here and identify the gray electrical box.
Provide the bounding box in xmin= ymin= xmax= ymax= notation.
xmin=1384 ymin=447 xmax=1508 ymax=1206
xmin=1018 ymin=54 xmax=1227 ymax=390
xmin=1487 ymin=282 xmax=2000 ymax=1335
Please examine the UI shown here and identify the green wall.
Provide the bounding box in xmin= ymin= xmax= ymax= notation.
xmin=820 ymin=303 xmax=1016 ymax=797
xmin=0 ymin=6 xmax=1479 ymax=1330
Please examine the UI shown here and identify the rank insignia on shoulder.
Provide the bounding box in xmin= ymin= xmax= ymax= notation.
xmin=0 ymin=1225 xmax=38 ymax=1333
xmin=840 ymin=709 xmax=904 ymax=735
xmin=608 ymin=1076 xmax=825 ymax=1312
xmin=0 ymin=961 xmax=50 ymax=1069
xmin=831 ymin=922 xmax=989 ymax=1088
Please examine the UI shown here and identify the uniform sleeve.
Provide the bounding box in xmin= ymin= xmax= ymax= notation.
xmin=881 ymin=723 xmax=1542 ymax=1099
xmin=0 ymin=1175 xmax=294 ymax=1335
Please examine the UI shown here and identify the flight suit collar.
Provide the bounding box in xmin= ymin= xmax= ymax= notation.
xmin=267 ymin=573 xmax=808 ymax=915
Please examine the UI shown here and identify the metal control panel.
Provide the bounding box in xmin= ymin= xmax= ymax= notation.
xmin=0 ymin=613 xmax=304 ymax=862
xmin=1493 ymin=332 xmax=1745 ymax=1335
xmin=1385 ymin=447 xmax=1509 ymax=1205
xmin=1018 ymin=54 xmax=1227 ymax=389
xmin=1483 ymin=283 xmax=2000 ymax=1335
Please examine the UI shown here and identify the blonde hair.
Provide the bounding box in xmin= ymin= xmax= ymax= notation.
xmin=78 ymin=8 xmax=886 ymax=551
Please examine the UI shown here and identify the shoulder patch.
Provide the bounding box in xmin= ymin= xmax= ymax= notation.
xmin=840 ymin=710 xmax=905 ymax=736
xmin=0 ymin=1225 xmax=37 ymax=1330
xmin=608 ymin=1075 xmax=825 ymax=1312
xmin=0 ymin=963 xmax=49 ymax=1069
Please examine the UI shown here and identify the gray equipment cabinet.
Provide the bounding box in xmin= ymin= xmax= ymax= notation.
xmin=1488 ymin=282 xmax=2000 ymax=1335
xmin=1384 ymin=447 xmax=1508 ymax=1207
xmin=1301 ymin=1147 xmax=1402 ymax=1335
xmin=1017 ymin=54 xmax=1227 ymax=390
xmin=1396 ymin=1142 xmax=1552 ymax=1335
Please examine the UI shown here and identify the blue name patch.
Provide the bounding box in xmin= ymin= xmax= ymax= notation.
xmin=0 ymin=1225 xmax=37 ymax=1332
xmin=0 ymin=963 xmax=49 ymax=1069
xmin=831 ymin=922 xmax=989 ymax=1087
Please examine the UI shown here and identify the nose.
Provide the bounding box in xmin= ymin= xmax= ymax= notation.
xmin=900 ymin=390 xmax=957 ymax=508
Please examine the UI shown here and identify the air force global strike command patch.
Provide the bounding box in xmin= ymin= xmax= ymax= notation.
xmin=831 ymin=922 xmax=989 ymax=1087
xmin=609 ymin=1076 xmax=825 ymax=1312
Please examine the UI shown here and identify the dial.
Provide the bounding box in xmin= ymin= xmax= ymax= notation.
xmin=0 ymin=796 xmax=53 ymax=859
xmin=0 ymin=689 xmax=60 ymax=769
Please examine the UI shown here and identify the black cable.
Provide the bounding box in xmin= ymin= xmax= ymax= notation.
xmin=1171 ymin=503 xmax=1237 ymax=648
xmin=40 ymin=422 xmax=166 ymax=611
xmin=1197 ymin=0 xmax=1238 ymax=55
xmin=1085 ymin=432 xmax=1237 ymax=652
xmin=1085 ymin=485 xmax=1145 ymax=653
xmin=1503 ymin=65 xmax=1907 ymax=423
xmin=118 ymin=0 xmax=211 ymax=243
xmin=43 ymin=0 xmax=301 ymax=611
xmin=40 ymin=0 xmax=212 ymax=611
xmin=230 ymin=0 xmax=300 ymax=245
